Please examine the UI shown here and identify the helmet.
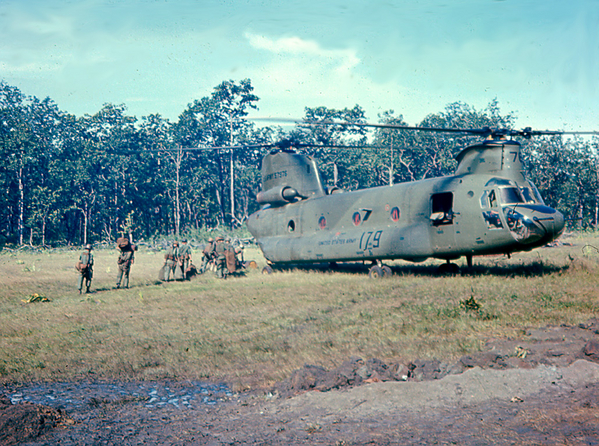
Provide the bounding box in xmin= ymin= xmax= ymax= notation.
xmin=85 ymin=244 xmax=92 ymax=250
xmin=173 ymin=241 xmax=179 ymax=247
xmin=208 ymin=237 xmax=214 ymax=243
xmin=215 ymin=236 xmax=224 ymax=241
xmin=225 ymin=237 xmax=231 ymax=242
xmin=182 ymin=239 xmax=187 ymax=243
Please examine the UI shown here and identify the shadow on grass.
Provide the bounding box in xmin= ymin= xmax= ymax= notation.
xmin=394 ymin=261 xmax=570 ymax=278
xmin=270 ymin=260 xmax=571 ymax=278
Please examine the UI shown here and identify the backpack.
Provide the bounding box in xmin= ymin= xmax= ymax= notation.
xmin=75 ymin=252 xmax=90 ymax=273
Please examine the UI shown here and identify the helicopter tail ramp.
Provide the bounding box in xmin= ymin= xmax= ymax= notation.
xmin=257 ymin=150 xmax=326 ymax=206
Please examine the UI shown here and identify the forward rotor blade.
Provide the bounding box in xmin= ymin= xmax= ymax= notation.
xmin=252 ymin=118 xmax=599 ymax=139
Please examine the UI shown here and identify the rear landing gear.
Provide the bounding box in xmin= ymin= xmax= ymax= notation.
xmin=368 ymin=263 xmax=392 ymax=279
xmin=368 ymin=265 xmax=384 ymax=279
xmin=438 ymin=260 xmax=460 ymax=275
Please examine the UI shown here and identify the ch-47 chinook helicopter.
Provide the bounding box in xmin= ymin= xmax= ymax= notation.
xmin=246 ymin=123 xmax=598 ymax=277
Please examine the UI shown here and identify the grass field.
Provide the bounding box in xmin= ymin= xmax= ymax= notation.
xmin=1 ymin=234 xmax=599 ymax=390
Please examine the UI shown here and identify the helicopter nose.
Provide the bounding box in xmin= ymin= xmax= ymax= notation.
xmin=542 ymin=209 xmax=565 ymax=238
xmin=505 ymin=205 xmax=565 ymax=245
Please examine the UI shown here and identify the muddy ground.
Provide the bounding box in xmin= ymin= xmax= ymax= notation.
xmin=3 ymin=320 xmax=599 ymax=445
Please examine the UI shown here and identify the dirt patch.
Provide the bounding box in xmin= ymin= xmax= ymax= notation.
xmin=276 ymin=319 xmax=599 ymax=398
xmin=0 ymin=394 xmax=73 ymax=446
xmin=6 ymin=320 xmax=599 ymax=445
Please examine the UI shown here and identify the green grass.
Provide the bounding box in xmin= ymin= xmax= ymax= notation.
xmin=1 ymin=234 xmax=598 ymax=390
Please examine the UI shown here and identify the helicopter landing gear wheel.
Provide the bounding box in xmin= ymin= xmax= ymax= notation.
xmin=368 ymin=265 xmax=384 ymax=279
xmin=262 ymin=265 xmax=274 ymax=275
xmin=382 ymin=265 xmax=392 ymax=277
xmin=248 ymin=260 xmax=258 ymax=269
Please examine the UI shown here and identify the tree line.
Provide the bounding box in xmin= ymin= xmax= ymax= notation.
xmin=1 ymin=79 xmax=597 ymax=247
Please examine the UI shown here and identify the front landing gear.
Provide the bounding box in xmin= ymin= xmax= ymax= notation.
xmin=262 ymin=265 xmax=274 ymax=275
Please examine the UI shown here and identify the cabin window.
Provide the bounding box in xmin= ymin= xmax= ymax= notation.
xmin=288 ymin=220 xmax=295 ymax=233
xmin=318 ymin=216 xmax=327 ymax=229
xmin=430 ymin=192 xmax=453 ymax=226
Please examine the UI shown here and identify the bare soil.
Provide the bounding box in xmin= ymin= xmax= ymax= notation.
xmin=3 ymin=320 xmax=599 ymax=445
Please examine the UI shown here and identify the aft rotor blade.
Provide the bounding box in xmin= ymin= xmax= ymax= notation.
xmin=511 ymin=127 xmax=599 ymax=138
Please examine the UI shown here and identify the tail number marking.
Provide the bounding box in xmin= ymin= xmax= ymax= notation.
xmin=359 ymin=231 xmax=383 ymax=250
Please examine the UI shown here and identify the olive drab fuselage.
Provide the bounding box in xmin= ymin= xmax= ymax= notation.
xmin=247 ymin=140 xmax=566 ymax=265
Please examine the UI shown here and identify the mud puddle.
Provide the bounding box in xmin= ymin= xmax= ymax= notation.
xmin=5 ymin=380 xmax=233 ymax=411
xmin=4 ymin=320 xmax=599 ymax=445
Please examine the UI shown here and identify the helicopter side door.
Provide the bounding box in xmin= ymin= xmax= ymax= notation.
xmin=430 ymin=191 xmax=456 ymax=254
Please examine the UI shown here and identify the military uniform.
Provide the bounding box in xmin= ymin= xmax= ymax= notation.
xmin=78 ymin=245 xmax=94 ymax=294
xmin=214 ymin=236 xmax=228 ymax=279
xmin=200 ymin=237 xmax=215 ymax=273
xmin=163 ymin=242 xmax=179 ymax=281
xmin=116 ymin=244 xmax=135 ymax=289
xmin=178 ymin=239 xmax=192 ymax=279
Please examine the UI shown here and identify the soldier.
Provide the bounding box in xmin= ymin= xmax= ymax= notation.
xmin=163 ymin=241 xmax=179 ymax=281
xmin=116 ymin=240 xmax=136 ymax=289
xmin=200 ymin=237 xmax=215 ymax=273
xmin=214 ymin=236 xmax=228 ymax=279
xmin=223 ymin=237 xmax=238 ymax=275
xmin=77 ymin=244 xmax=94 ymax=294
xmin=178 ymin=238 xmax=192 ymax=279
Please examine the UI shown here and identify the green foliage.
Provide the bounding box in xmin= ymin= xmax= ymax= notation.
xmin=1 ymin=80 xmax=598 ymax=247
xmin=459 ymin=295 xmax=481 ymax=311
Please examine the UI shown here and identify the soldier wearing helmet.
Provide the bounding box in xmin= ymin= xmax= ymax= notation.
xmin=200 ymin=237 xmax=215 ymax=273
xmin=116 ymin=238 xmax=136 ymax=289
xmin=214 ymin=235 xmax=229 ymax=279
xmin=77 ymin=244 xmax=94 ymax=294
xmin=178 ymin=239 xmax=192 ymax=279
xmin=163 ymin=241 xmax=179 ymax=281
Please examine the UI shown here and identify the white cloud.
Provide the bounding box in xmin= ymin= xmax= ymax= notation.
xmin=243 ymin=32 xmax=432 ymax=123
xmin=246 ymin=32 xmax=360 ymax=73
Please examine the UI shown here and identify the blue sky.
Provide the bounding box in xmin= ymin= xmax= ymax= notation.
xmin=1 ymin=0 xmax=597 ymax=131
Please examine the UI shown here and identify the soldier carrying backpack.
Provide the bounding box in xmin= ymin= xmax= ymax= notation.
xmin=116 ymin=237 xmax=136 ymax=289
xmin=76 ymin=244 xmax=94 ymax=294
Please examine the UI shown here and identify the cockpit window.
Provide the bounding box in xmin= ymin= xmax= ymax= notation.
xmin=485 ymin=178 xmax=512 ymax=187
xmin=481 ymin=189 xmax=499 ymax=208
xmin=499 ymin=187 xmax=524 ymax=205
xmin=489 ymin=190 xmax=498 ymax=208
xmin=525 ymin=180 xmax=545 ymax=205
xmin=519 ymin=187 xmax=537 ymax=204
xmin=480 ymin=190 xmax=489 ymax=208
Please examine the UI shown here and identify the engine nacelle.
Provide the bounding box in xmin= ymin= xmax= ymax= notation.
xmin=256 ymin=185 xmax=300 ymax=206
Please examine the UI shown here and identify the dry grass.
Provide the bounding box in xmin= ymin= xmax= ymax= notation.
xmin=1 ymin=233 xmax=598 ymax=390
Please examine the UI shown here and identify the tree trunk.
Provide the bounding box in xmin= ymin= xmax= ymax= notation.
xmin=215 ymin=151 xmax=227 ymax=224
xmin=18 ymin=166 xmax=24 ymax=245
xmin=175 ymin=152 xmax=181 ymax=236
